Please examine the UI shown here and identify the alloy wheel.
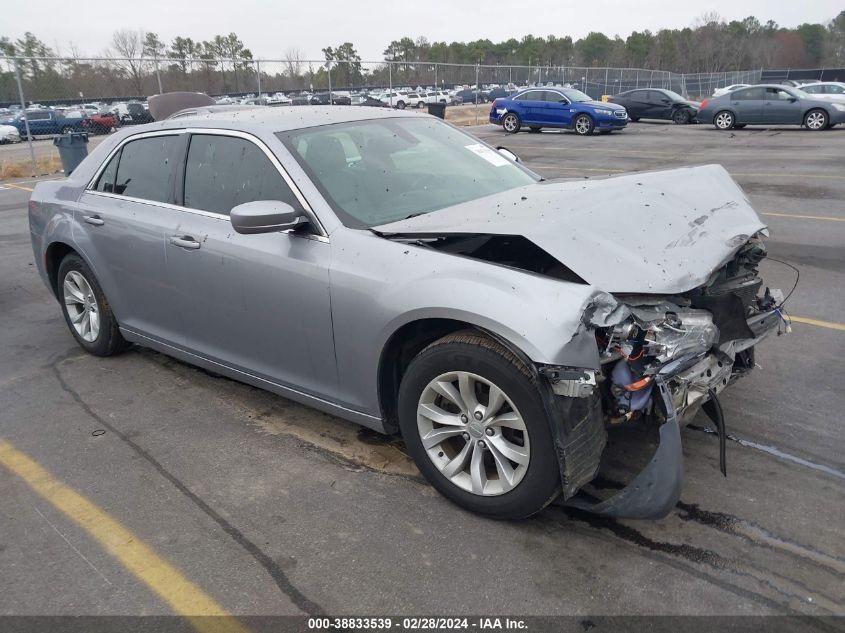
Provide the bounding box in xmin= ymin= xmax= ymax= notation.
xmin=503 ymin=114 xmax=518 ymax=132
xmin=806 ymin=111 xmax=826 ymax=130
xmin=574 ymin=115 xmax=592 ymax=134
xmin=416 ymin=371 xmax=530 ymax=496
xmin=63 ymin=270 xmax=100 ymax=342
xmin=715 ymin=112 xmax=733 ymax=129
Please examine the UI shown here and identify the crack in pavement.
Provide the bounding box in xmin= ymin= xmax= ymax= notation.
xmin=48 ymin=355 xmax=326 ymax=617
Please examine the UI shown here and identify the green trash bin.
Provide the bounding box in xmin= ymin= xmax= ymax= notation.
xmin=427 ymin=102 xmax=446 ymax=119
xmin=53 ymin=132 xmax=89 ymax=175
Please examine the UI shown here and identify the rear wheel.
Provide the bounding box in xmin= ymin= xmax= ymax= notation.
xmin=417 ymin=101 xmax=426 ymax=109
xmin=573 ymin=114 xmax=594 ymax=135
xmin=398 ymin=331 xmax=560 ymax=519
xmin=502 ymin=113 xmax=521 ymax=134
xmin=714 ymin=110 xmax=735 ymax=130
xmin=672 ymin=108 xmax=691 ymax=124
xmin=804 ymin=109 xmax=828 ymax=131
xmin=57 ymin=254 xmax=128 ymax=356
xmin=396 ymin=100 xmax=406 ymax=110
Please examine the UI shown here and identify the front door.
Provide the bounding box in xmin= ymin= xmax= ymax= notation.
xmin=166 ymin=131 xmax=337 ymax=398
xmin=761 ymin=87 xmax=802 ymax=124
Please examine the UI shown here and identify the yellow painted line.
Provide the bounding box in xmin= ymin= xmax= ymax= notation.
xmin=789 ymin=316 xmax=845 ymax=332
xmin=762 ymin=212 xmax=845 ymax=223
xmin=4 ymin=183 xmax=34 ymax=192
xmin=0 ymin=440 xmax=249 ymax=633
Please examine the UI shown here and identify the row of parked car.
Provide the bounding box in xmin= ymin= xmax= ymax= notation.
xmin=0 ymin=101 xmax=154 ymax=142
xmin=488 ymin=80 xmax=845 ymax=135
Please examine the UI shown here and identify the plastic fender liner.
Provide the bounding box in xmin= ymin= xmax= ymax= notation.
xmin=564 ymin=377 xmax=684 ymax=520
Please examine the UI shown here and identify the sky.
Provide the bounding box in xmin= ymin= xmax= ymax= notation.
xmin=2 ymin=0 xmax=842 ymax=61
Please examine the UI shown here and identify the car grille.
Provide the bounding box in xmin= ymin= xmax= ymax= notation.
xmin=614 ymin=110 xmax=627 ymax=119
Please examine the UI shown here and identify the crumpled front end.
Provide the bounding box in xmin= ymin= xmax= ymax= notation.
xmin=542 ymin=233 xmax=788 ymax=519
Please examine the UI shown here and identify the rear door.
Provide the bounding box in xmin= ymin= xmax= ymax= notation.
xmin=512 ymin=90 xmax=544 ymax=124
xmin=627 ymin=90 xmax=651 ymax=119
xmin=166 ymin=131 xmax=337 ymax=397
xmin=74 ymin=131 xmax=186 ymax=344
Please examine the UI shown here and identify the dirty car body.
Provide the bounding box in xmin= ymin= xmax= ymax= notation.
xmin=28 ymin=106 xmax=785 ymax=520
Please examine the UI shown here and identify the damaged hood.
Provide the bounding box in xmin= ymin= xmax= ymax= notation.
xmin=374 ymin=164 xmax=766 ymax=294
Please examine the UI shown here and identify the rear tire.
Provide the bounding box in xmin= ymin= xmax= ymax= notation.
xmin=714 ymin=110 xmax=735 ymax=130
xmin=396 ymin=101 xmax=406 ymax=110
xmin=573 ymin=114 xmax=594 ymax=135
xmin=804 ymin=109 xmax=828 ymax=131
xmin=502 ymin=113 xmax=521 ymax=134
xmin=57 ymin=254 xmax=128 ymax=357
xmin=398 ymin=331 xmax=560 ymax=519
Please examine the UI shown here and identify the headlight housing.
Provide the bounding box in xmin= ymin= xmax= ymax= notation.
xmin=594 ymin=108 xmax=613 ymax=116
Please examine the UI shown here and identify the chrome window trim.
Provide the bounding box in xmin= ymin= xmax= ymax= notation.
xmin=84 ymin=126 xmax=328 ymax=238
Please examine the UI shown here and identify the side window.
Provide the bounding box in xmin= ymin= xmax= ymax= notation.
xmin=515 ymin=91 xmax=539 ymax=101
xmin=649 ymin=90 xmax=667 ymax=102
xmin=733 ymin=88 xmax=763 ymax=100
xmin=633 ymin=90 xmax=649 ymax=101
xmin=184 ymin=134 xmax=301 ymax=216
xmin=113 ymin=135 xmax=182 ymax=202
xmin=94 ymin=151 xmax=120 ymax=193
xmin=802 ymin=85 xmax=822 ymax=94
xmin=542 ymin=91 xmax=563 ymax=102
xmin=766 ymin=88 xmax=793 ymax=100
xmin=827 ymin=85 xmax=845 ymax=94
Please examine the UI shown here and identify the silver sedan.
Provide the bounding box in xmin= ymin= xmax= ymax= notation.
xmin=29 ymin=107 xmax=785 ymax=519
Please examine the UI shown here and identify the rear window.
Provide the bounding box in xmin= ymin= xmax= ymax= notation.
xmin=112 ymin=135 xmax=182 ymax=203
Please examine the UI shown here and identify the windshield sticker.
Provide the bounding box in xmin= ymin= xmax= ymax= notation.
xmin=465 ymin=143 xmax=509 ymax=167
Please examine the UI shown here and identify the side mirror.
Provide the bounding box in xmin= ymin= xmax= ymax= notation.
xmin=788 ymin=96 xmax=798 ymax=102
xmin=495 ymin=146 xmax=521 ymax=163
xmin=230 ymin=201 xmax=307 ymax=234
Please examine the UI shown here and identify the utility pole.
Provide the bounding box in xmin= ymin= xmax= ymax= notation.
xmin=14 ymin=59 xmax=37 ymax=177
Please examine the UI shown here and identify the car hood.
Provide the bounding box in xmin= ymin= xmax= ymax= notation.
xmin=373 ymin=164 xmax=766 ymax=294
xmin=581 ymin=100 xmax=625 ymax=110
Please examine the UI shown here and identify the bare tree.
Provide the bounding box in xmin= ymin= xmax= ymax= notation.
xmin=284 ymin=47 xmax=304 ymax=80
xmin=111 ymin=29 xmax=146 ymax=95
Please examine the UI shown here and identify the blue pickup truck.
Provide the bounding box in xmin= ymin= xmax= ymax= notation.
xmin=3 ymin=109 xmax=86 ymax=138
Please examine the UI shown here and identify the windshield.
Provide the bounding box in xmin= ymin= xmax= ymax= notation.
xmin=662 ymin=90 xmax=686 ymax=102
xmin=561 ymin=89 xmax=592 ymax=102
xmin=279 ymin=118 xmax=537 ymax=228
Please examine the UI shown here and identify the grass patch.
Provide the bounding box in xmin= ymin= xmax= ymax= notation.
xmin=0 ymin=155 xmax=63 ymax=181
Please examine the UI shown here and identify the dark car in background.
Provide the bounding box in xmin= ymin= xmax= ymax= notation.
xmin=311 ymin=92 xmax=351 ymax=105
xmin=486 ymin=87 xmax=514 ymax=101
xmin=455 ymin=89 xmax=489 ymax=104
xmin=121 ymin=102 xmax=154 ymax=126
xmin=5 ymin=109 xmax=86 ymax=137
xmin=697 ymin=84 xmax=845 ymax=130
xmin=607 ymin=88 xmax=699 ymax=124
xmin=490 ymin=87 xmax=627 ymax=135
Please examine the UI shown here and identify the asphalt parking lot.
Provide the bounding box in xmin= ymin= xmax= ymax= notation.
xmin=1 ymin=120 xmax=843 ymax=621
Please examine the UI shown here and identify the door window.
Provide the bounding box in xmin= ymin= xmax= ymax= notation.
xmin=733 ymin=88 xmax=765 ymax=100
xmin=94 ymin=151 xmax=120 ymax=193
xmin=514 ymin=91 xmax=542 ymax=101
xmin=113 ymin=135 xmax=182 ymax=202
xmin=542 ymin=91 xmax=566 ymax=102
xmin=183 ymin=134 xmax=302 ymax=216
xmin=765 ymin=87 xmax=794 ymax=100
xmin=802 ymin=85 xmax=822 ymax=94
xmin=826 ymin=85 xmax=845 ymax=94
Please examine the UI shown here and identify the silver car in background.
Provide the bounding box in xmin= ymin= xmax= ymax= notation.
xmin=29 ymin=107 xmax=786 ymax=520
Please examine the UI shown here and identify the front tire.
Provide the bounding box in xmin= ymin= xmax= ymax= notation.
xmin=398 ymin=331 xmax=560 ymax=519
xmin=57 ymin=254 xmax=128 ymax=357
xmin=396 ymin=100 xmax=406 ymax=110
xmin=573 ymin=114 xmax=594 ymax=135
xmin=804 ymin=109 xmax=828 ymax=131
xmin=672 ymin=108 xmax=691 ymax=124
xmin=502 ymin=113 xmax=521 ymax=134
xmin=714 ymin=110 xmax=735 ymax=130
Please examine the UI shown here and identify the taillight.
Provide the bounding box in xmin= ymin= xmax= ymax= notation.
xmin=699 ymin=99 xmax=709 ymax=109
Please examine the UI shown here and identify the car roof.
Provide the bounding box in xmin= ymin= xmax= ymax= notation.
xmin=145 ymin=105 xmax=425 ymax=134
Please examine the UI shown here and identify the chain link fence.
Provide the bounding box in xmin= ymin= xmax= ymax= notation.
xmin=0 ymin=55 xmax=804 ymax=177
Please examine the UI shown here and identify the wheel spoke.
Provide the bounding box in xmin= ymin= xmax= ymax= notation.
xmin=469 ymin=442 xmax=486 ymax=494
xmin=440 ymin=440 xmax=472 ymax=479
xmin=487 ymin=440 xmax=517 ymax=489
xmin=458 ymin=373 xmax=479 ymax=413
xmin=70 ymin=309 xmax=86 ymax=324
xmin=64 ymin=281 xmax=84 ymax=302
xmin=432 ymin=380 xmax=463 ymax=410
xmin=421 ymin=426 xmax=464 ymax=449
xmin=417 ymin=403 xmax=463 ymax=427
xmin=488 ymin=434 xmax=529 ymax=465
xmin=80 ymin=312 xmax=91 ymax=338
xmin=89 ymin=309 xmax=100 ymax=338
xmin=486 ymin=411 xmax=525 ymax=431
xmin=486 ymin=384 xmax=506 ymax=419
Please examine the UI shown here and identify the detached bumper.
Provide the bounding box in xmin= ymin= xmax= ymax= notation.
xmin=594 ymin=116 xmax=628 ymax=130
xmin=562 ymin=308 xmax=782 ymax=519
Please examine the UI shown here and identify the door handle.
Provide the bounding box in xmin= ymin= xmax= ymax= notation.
xmin=83 ymin=214 xmax=104 ymax=226
xmin=169 ymin=235 xmax=201 ymax=250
